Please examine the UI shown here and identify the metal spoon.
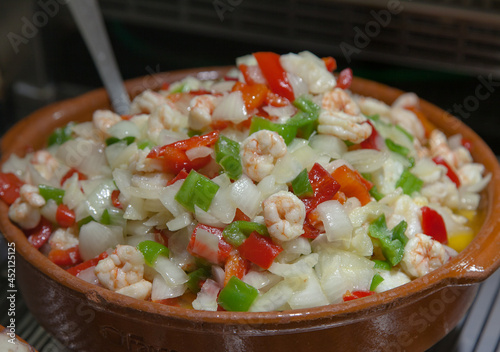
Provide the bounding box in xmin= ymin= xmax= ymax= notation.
xmin=67 ymin=0 xmax=130 ymax=115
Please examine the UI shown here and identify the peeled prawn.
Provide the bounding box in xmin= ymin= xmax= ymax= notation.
xmin=262 ymin=190 xmax=306 ymax=242
xmin=241 ymin=130 xmax=287 ymax=182
xmin=188 ymin=95 xmax=216 ymax=130
xmin=95 ymin=245 xmax=145 ymax=291
xmin=400 ymin=233 xmax=454 ymax=278
xmin=319 ymin=88 xmax=372 ymax=143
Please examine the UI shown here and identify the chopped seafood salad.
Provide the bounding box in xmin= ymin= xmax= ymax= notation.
xmin=1 ymin=51 xmax=491 ymax=311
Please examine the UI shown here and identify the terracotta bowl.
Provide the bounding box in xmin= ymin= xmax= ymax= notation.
xmin=1 ymin=67 xmax=500 ymax=352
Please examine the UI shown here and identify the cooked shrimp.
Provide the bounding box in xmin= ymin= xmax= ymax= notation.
xmin=115 ymin=279 xmax=152 ymax=300
xmin=19 ymin=184 xmax=46 ymax=207
xmin=429 ymin=130 xmax=472 ymax=169
xmin=322 ymin=88 xmax=361 ymax=116
xmin=31 ymin=150 xmax=59 ymax=180
xmin=92 ymin=110 xmax=121 ymax=135
xmin=319 ymin=88 xmax=372 ymax=143
xmin=241 ymin=130 xmax=287 ymax=182
xmin=130 ymin=90 xmax=168 ymax=114
xmin=147 ymin=103 xmax=187 ymax=142
xmin=188 ymin=94 xmax=216 ymax=130
xmin=49 ymin=227 xmax=79 ymax=251
xmin=8 ymin=184 xmax=46 ymax=229
xmin=8 ymin=198 xmax=41 ymax=230
xmin=95 ymin=245 xmax=145 ymax=291
xmin=263 ymin=190 xmax=306 ymax=242
xmin=400 ymin=233 xmax=453 ymax=278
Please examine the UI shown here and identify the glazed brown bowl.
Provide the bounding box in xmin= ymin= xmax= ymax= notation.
xmin=1 ymin=67 xmax=500 ymax=352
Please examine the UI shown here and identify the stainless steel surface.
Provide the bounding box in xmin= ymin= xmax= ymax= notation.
xmin=68 ymin=0 xmax=130 ymax=115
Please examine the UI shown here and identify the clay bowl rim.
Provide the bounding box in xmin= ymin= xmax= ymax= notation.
xmin=1 ymin=66 xmax=500 ymax=331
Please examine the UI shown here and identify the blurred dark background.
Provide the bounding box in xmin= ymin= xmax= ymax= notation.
xmin=1 ymin=0 xmax=500 ymax=155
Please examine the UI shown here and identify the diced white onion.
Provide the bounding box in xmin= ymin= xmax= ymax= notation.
xmin=79 ymin=222 xmax=123 ymax=261
xmin=167 ymin=212 xmax=193 ymax=231
xmin=151 ymin=273 xmax=186 ymax=301
xmin=40 ymin=199 xmax=58 ymax=224
xmin=212 ymin=91 xmax=247 ymax=123
xmin=343 ymin=149 xmax=388 ymax=173
xmin=77 ymin=266 xmax=99 ymax=285
xmin=107 ymin=120 xmax=141 ymax=139
xmin=230 ymin=175 xmax=261 ymax=218
xmin=249 ymin=280 xmax=293 ymax=312
xmin=154 ymin=256 xmax=189 ymax=285
xmin=159 ymin=180 xmax=186 ymax=217
xmin=309 ymin=134 xmax=348 ymax=159
xmin=315 ymin=249 xmax=375 ymax=304
xmin=316 ymin=200 xmax=353 ymax=244
xmin=186 ymin=146 xmax=214 ymax=161
xmin=287 ymin=268 xmax=328 ymax=309
xmin=56 ymin=138 xmax=110 ymax=177
xmin=192 ymin=279 xmax=221 ymax=311
xmin=208 ymin=174 xmax=236 ymax=224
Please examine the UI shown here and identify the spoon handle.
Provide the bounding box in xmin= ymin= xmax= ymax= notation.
xmin=67 ymin=0 xmax=130 ymax=115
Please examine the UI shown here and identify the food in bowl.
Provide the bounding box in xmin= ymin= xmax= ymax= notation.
xmin=0 ymin=51 xmax=491 ymax=312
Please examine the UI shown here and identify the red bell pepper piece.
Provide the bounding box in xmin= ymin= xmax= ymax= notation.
xmin=233 ymin=208 xmax=251 ymax=222
xmin=232 ymin=82 xmax=269 ymax=111
xmin=331 ymin=165 xmax=372 ymax=206
xmin=56 ymin=204 xmax=76 ymax=228
xmin=60 ymin=168 xmax=87 ymax=186
xmin=322 ymin=56 xmax=337 ymax=72
xmin=301 ymin=219 xmax=322 ymax=239
xmin=148 ymin=131 xmax=219 ymax=174
xmin=302 ymin=163 xmax=341 ymax=213
xmin=238 ymin=232 xmax=283 ymax=269
xmin=421 ymin=206 xmax=448 ymax=244
xmin=66 ymin=251 xmax=109 ymax=276
xmin=461 ymin=138 xmax=472 ymax=151
xmin=224 ymin=252 xmax=249 ymax=286
xmin=25 ymin=217 xmax=53 ymax=249
xmin=254 ymin=52 xmax=295 ymax=102
xmin=0 ymin=172 xmax=24 ymax=205
xmin=432 ymin=156 xmax=461 ymax=188
xmin=111 ymin=189 xmax=123 ymax=209
xmin=48 ymin=246 xmax=82 ymax=267
xmin=166 ymin=169 xmax=189 ymax=186
xmin=343 ymin=290 xmax=375 ymax=302
xmin=187 ymin=224 xmax=232 ymax=265
xmin=336 ymin=68 xmax=353 ymax=90
xmin=360 ymin=121 xmax=382 ymax=150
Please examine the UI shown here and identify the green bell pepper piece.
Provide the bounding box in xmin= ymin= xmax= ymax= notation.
xmin=217 ymin=276 xmax=258 ymax=312
xmin=38 ymin=184 xmax=65 ymax=205
xmin=137 ymin=240 xmax=170 ymax=267
xmin=291 ymin=168 xmax=314 ymax=197
xmin=175 ymin=170 xmax=220 ymax=212
xmin=222 ymin=221 xmax=269 ymax=248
